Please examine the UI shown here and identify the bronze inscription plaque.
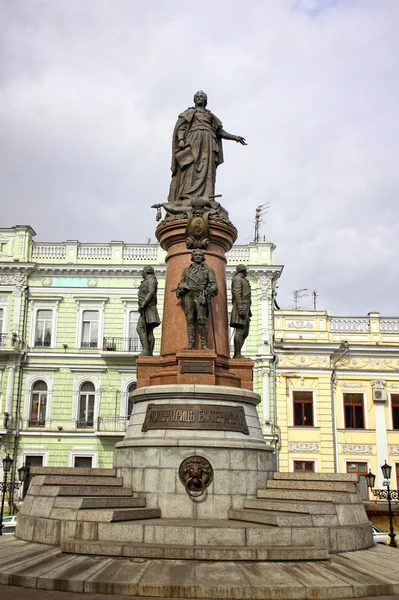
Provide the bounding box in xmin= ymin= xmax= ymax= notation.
xmin=181 ymin=361 xmax=213 ymax=374
xmin=142 ymin=403 xmax=249 ymax=434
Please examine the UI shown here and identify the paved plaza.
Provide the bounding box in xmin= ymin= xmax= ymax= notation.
xmin=1 ymin=535 xmax=399 ymax=599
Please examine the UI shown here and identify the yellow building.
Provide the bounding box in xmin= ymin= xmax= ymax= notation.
xmin=274 ymin=310 xmax=399 ymax=499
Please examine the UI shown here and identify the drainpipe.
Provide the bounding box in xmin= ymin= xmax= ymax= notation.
xmin=10 ymin=286 xmax=29 ymax=513
xmin=271 ymin=277 xmax=279 ymax=469
xmin=330 ymin=341 xmax=349 ymax=473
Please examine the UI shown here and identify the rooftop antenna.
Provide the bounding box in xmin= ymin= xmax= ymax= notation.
xmin=312 ymin=290 xmax=319 ymax=310
xmin=253 ymin=203 xmax=270 ymax=243
xmin=293 ymin=288 xmax=308 ymax=310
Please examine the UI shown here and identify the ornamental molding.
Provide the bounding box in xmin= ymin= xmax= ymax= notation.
xmin=259 ymin=276 xmax=272 ymax=300
xmin=0 ymin=273 xmax=26 ymax=293
xmin=339 ymin=382 xmax=367 ymax=388
xmin=342 ymin=444 xmax=373 ymax=454
xmin=387 ymin=384 xmax=399 ymax=389
xmin=87 ymin=278 xmax=98 ymax=288
xmin=0 ymin=234 xmax=14 ymax=258
xmin=42 ymin=277 xmax=53 ymax=287
xmin=286 ymin=320 xmax=315 ymax=330
xmin=371 ymin=379 xmax=386 ymax=390
xmin=389 ymin=446 xmax=399 ymax=455
xmin=289 ymin=443 xmax=319 ymax=453
xmin=278 ymin=355 xmax=328 ymax=369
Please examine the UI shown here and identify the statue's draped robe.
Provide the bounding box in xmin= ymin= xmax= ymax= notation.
xmin=168 ymin=108 xmax=224 ymax=203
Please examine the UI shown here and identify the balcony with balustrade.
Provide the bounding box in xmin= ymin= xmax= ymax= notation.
xmin=101 ymin=336 xmax=160 ymax=358
xmin=0 ymin=333 xmax=22 ymax=355
xmin=274 ymin=311 xmax=399 ymax=346
xmin=19 ymin=417 xmax=128 ymax=436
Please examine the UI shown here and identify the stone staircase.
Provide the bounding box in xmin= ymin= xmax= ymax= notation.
xmin=228 ymin=471 xmax=372 ymax=553
xmin=16 ymin=467 xmax=160 ymax=546
xmin=16 ymin=467 xmax=373 ymax=562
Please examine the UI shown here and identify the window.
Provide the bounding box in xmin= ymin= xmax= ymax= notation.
xmin=391 ymin=395 xmax=399 ymax=430
xmin=346 ymin=462 xmax=368 ymax=499
xmin=344 ymin=393 xmax=364 ymax=429
xmin=34 ymin=309 xmax=53 ymax=347
xmin=22 ymin=455 xmax=44 ymax=498
xmin=293 ymin=391 xmax=314 ymax=426
xmin=81 ymin=310 xmax=99 ymax=347
xmin=77 ymin=382 xmax=95 ymax=427
xmin=74 ymin=456 xmax=92 ymax=468
xmin=127 ymin=382 xmax=136 ymax=419
xmin=294 ymin=461 xmax=315 ymax=473
xmin=128 ymin=311 xmax=141 ymax=352
xmin=29 ymin=381 xmax=47 ymax=426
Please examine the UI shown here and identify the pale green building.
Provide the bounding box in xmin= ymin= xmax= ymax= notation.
xmin=0 ymin=225 xmax=282 ymax=488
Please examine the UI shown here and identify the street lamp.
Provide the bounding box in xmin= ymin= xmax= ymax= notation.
xmin=365 ymin=462 xmax=398 ymax=549
xmin=0 ymin=454 xmax=29 ymax=535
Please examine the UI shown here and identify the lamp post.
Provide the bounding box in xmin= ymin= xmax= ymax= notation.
xmin=365 ymin=461 xmax=398 ymax=549
xmin=0 ymin=454 xmax=29 ymax=535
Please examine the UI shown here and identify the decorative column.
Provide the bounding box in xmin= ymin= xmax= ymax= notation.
xmin=261 ymin=366 xmax=271 ymax=424
xmin=5 ymin=364 xmax=16 ymax=415
xmin=11 ymin=273 xmax=27 ymax=338
xmin=372 ymin=379 xmax=389 ymax=488
xmin=259 ymin=275 xmax=272 ymax=350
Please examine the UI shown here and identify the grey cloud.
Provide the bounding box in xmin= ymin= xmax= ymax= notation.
xmin=0 ymin=0 xmax=398 ymax=315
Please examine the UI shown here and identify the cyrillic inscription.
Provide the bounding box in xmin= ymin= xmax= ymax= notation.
xmin=142 ymin=403 xmax=248 ymax=434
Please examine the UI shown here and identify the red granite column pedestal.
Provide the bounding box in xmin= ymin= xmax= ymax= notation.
xmin=136 ymin=218 xmax=254 ymax=390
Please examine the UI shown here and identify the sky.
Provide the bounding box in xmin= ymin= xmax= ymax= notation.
xmin=1 ymin=0 xmax=398 ymax=315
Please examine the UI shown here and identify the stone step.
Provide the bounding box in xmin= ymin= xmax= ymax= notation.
xmin=40 ymin=475 xmax=123 ymax=487
xmin=257 ymin=488 xmax=352 ymax=503
xmin=61 ymin=538 xmax=329 ymax=561
xmin=273 ymin=471 xmax=359 ymax=482
xmin=266 ymin=479 xmax=356 ymax=492
xmin=53 ymin=496 xmax=146 ymax=510
xmin=73 ymin=518 xmax=272 ymax=545
xmin=76 ymin=507 xmax=161 ymax=522
xmin=243 ymin=498 xmax=336 ymax=515
xmin=229 ymin=509 xmax=313 ymax=527
xmin=80 ymin=497 xmax=145 ymax=509
xmin=30 ymin=467 xmax=117 ymax=477
xmin=57 ymin=486 xmax=133 ymax=497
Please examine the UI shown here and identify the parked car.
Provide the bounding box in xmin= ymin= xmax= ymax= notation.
xmin=2 ymin=515 xmax=17 ymax=526
xmin=372 ymin=525 xmax=391 ymax=545
xmin=1 ymin=525 xmax=16 ymax=535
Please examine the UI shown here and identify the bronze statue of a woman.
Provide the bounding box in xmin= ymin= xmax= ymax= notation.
xmin=168 ymin=91 xmax=247 ymax=204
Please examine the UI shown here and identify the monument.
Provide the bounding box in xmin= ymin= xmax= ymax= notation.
xmin=11 ymin=92 xmax=377 ymax=598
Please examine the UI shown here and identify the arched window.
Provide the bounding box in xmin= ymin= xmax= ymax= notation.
xmin=78 ymin=382 xmax=95 ymax=428
xmin=30 ymin=381 xmax=47 ymax=427
xmin=127 ymin=382 xmax=136 ymax=419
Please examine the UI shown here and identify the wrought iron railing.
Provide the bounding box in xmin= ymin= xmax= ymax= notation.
xmin=372 ymin=489 xmax=399 ymax=501
xmin=76 ymin=420 xmax=95 ymax=429
xmin=97 ymin=417 xmax=128 ymax=432
xmin=28 ymin=419 xmax=46 ymax=427
xmin=102 ymin=336 xmax=160 ymax=353
xmin=103 ymin=337 xmax=142 ymax=352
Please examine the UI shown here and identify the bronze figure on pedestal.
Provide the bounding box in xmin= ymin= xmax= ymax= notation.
xmin=230 ymin=264 xmax=252 ymax=358
xmin=176 ymin=249 xmax=218 ymax=350
xmin=136 ymin=266 xmax=161 ymax=356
